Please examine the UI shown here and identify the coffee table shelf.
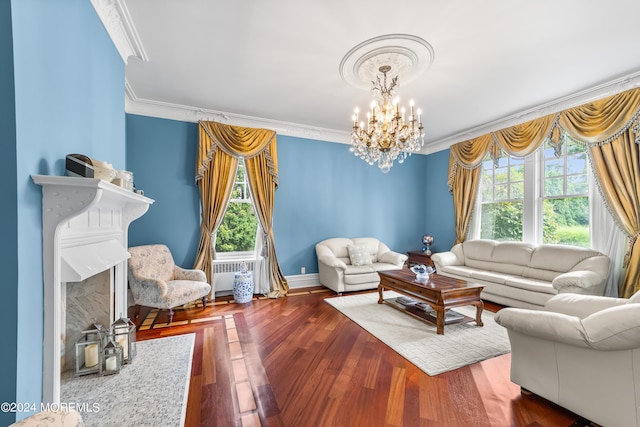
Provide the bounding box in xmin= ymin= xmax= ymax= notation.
xmin=378 ymin=268 xmax=485 ymax=335
xmin=386 ymin=297 xmax=470 ymax=326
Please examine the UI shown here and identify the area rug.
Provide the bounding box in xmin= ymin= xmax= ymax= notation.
xmin=325 ymin=291 xmax=511 ymax=375
xmin=61 ymin=333 xmax=195 ymax=427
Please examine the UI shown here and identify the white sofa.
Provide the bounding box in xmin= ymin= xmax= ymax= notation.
xmin=495 ymin=292 xmax=640 ymax=427
xmin=315 ymin=237 xmax=407 ymax=293
xmin=431 ymin=239 xmax=610 ymax=309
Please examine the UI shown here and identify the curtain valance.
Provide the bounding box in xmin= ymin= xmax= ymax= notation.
xmin=448 ymin=88 xmax=640 ymax=190
xmin=197 ymin=121 xmax=278 ymax=182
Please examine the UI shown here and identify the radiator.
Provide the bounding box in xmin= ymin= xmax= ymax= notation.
xmin=213 ymin=259 xmax=256 ymax=293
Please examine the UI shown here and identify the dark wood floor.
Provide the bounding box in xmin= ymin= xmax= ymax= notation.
xmin=134 ymin=288 xmax=593 ymax=427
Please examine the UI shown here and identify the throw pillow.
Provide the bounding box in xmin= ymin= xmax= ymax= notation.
xmin=348 ymin=244 xmax=372 ymax=266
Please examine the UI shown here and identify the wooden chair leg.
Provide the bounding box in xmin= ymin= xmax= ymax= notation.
xmin=202 ymin=296 xmax=208 ymax=309
xmin=168 ymin=308 xmax=174 ymax=324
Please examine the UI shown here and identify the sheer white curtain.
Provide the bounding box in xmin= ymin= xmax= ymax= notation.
xmin=253 ymin=229 xmax=270 ymax=295
xmin=589 ymin=169 xmax=626 ymax=298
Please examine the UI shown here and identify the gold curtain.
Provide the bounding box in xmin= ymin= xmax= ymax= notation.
xmin=245 ymin=146 xmax=288 ymax=297
xmin=558 ymin=89 xmax=640 ymax=297
xmin=193 ymin=127 xmax=238 ymax=292
xmin=447 ymin=87 xmax=640 ymax=297
xmin=195 ymin=121 xmax=289 ymax=296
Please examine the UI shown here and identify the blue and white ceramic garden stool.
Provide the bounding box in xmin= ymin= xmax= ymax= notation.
xmin=233 ymin=271 xmax=254 ymax=303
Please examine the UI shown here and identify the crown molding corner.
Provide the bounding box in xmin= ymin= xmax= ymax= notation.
xmin=125 ymin=96 xmax=351 ymax=145
xmin=91 ymin=0 xmax=149 ymax=64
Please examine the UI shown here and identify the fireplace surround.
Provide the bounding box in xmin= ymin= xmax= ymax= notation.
xmin=33 ymin=175 xmax=153 ymax=404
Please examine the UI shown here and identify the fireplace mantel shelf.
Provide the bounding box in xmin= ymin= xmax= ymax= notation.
xmin=33 ymin=175 xmax=154 ymax=404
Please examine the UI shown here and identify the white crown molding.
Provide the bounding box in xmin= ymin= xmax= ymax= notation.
xmin=125 ymin=70 xmax=640 ymax=154
xmin=422 ymin=70 xmax=640 ymax=154
xmin=125 ymin=95 xmax=351 ymax=144
xmin=91 ymin=0 xmax=148 ymax=64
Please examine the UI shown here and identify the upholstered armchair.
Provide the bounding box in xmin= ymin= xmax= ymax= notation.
xmin=128 ymin=244 xmax=211 ymax=324
xmin=8 ymin=410 xmax=83 ymax=426
xmin=494 ymin=292 xmax=640 ymax=427
xmin=315 ymin=237 xmax=407 ymax=294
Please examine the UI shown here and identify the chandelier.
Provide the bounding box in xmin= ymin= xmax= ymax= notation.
xmin=350 ymin=65 xmax=425 ymax=173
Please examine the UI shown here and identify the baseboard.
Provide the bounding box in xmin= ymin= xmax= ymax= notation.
xmin=286 ymin=273 xmax=320 ymax=289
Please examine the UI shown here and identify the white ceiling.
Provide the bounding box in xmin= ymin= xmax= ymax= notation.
xmin=121 ymin=0 xmax=640 ymax=152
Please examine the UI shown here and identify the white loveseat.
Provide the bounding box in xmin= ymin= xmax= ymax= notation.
xmin=495 ymin=292 xmax=640 ymax=427
xmin=431 ymin=239 xmax=610 ymax=309
xmin=315 ymin=237 xmax=407 ymax=293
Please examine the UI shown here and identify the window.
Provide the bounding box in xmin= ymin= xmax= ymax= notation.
xmin=476 ymin=138 xmax=590 ymax=246
xmin=478 ymin=154 xmax=524 ymax=241
xmin=214 ymin=159 xmax=259 ymax=257
xmin=541 ymin=138 xmax=589 ymax=246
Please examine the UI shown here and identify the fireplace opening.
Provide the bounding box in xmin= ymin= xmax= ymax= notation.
xmin=62 ymin=268 xmax=113 ymax=373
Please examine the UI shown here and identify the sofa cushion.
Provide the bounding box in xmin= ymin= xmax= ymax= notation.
xmin=522 ymin=267 xmax=563 ymax=282
xmin=466 ymin=259 xmax=527 ymax=276
xmin=439 ymin=265 xmax=475 ymax=278
xmin=348 ymin=244 xmax=373 ymax=266
xmin=492 ymin=241 xmax=536 ymax=265
xmin=504 ymin=277 xmax=557 ymax=294
xmin=529 ymin=244 xmax=603 ymax=272
xmin=482 ymin=281 xmax=557 ymax=306
xmin=470 ymin=270 xmax=517 ymax=285
xmin=462 ymin=239 xmax=499 ymax=262
xmin=581 ymin=304 xmax=640 ymax=350
xmin=344 ymin=264 xmax=376 ymax=275
xmin=372 ymin=262 xmax=402 ymax=272
xmin=344 ymin=271 xmax=380 ymax=285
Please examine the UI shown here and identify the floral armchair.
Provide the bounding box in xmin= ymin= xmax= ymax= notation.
xmin=127 ymin=244 xmax=211 ymax=324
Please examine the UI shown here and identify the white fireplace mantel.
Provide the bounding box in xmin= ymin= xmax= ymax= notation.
xmin=33 ymin=175 xmax=154 ymax=404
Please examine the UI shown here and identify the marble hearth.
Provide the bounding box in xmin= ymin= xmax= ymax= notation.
xmin=33 ymin=175 xmax=153 ymax=404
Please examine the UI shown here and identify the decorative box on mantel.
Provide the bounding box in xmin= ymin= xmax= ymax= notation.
xmin=32 ymin=175 xmax=154 ymax=404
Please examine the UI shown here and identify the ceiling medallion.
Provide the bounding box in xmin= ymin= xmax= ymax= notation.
xmin=339 ymin=34 xmax=434 ymax=90
xmin=340 ymin=34 xmax=433 ymax=173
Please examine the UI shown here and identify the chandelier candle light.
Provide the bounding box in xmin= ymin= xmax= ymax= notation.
xmin=350 ymin=65 xmax=425 ymax=173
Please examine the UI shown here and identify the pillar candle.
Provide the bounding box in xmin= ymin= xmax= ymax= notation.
xmin=84 ymin=343 xmax=99 ymax=368
xmin=117 ymin=336 xmax=128 ymax=359
xmin=105 ymin=355 xmax=117 ymax=371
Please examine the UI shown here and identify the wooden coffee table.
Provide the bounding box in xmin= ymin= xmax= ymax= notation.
xmin=377 ymin=268 xmax=484 ymax=335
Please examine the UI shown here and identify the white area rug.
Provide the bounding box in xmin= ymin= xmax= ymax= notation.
xmin=325 ymin=291 xmax=511 ymax=375
xmin=61 ymin=333 xmax=195 ymax=426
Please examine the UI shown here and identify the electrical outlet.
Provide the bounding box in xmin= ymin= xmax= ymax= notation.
xmin=301 ymin=267 xmax=306 ymax=274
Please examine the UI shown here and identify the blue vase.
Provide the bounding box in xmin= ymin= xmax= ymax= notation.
xmin=233 ymin=271 xmax=254 ymax=303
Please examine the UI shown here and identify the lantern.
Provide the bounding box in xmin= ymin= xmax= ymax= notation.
xmin=75 ymin=323 xmax=107 ymax=376
xmin=100 ymin=337 xmax=123 ymax=376
xmin=112 ymin=316 xmax=136 ymax=364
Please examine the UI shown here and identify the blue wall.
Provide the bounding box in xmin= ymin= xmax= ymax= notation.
xmin=423 ymin=148 xmax=456 ymax=252
xmin=126 ymin=115 xmax=201 ymax=266
xmin=274 ymin=135 xmax=429 ymax=274
xmin=7 ymin=0 xmax=125 ymax=422
xmin=0 ymin=1 xmax=19 ymax=423
xmin=126 ymin=115 xmax=434 ymax=276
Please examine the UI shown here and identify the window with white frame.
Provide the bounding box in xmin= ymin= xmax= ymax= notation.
xmin=475 ymin=138 xmax=590 ymax=246
xmin=214 ymin=158 xmax=259 ymax=258
xmin=478 ymin=154 xmax=524 ymax=241
xmin=541 ymin=138 xmax=589 ymax=246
